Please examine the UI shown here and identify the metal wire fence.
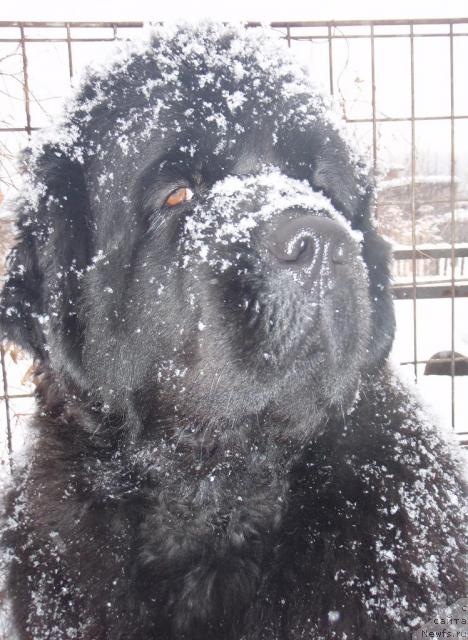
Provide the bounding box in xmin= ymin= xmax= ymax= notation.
xmin=0 ymin=19 xmax=467 ymax=466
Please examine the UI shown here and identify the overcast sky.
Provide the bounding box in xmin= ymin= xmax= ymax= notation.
xmin=2 ymin=0 xmax=468 ymax=22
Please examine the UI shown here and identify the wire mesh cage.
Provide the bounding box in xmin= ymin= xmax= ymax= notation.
xmin=1 ymin=19 xmax=467 ymax=473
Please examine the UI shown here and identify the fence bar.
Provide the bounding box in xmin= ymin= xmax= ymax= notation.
xmin=283 ymin=32 xmax=468 ymax=41
xmin=0 ymin=345 xmax=13 ymax=472
xmin=400 ymin=357 xmax=468 ymax=366
xmin=66 ymin=23 xmax=74 ymax=81
xmin=0 ymin=19 xmax=448 ymax=28
xmin=327 ymin=26 xmax=334 ymax=95
xmin=370 ymin=25 xmax=377 ymax=173
xmin=6 ymin=32 xmax=468 ymax=44
xmin=5 ymin=116 xmax=468 ymax=130
xmin=346 ymin=114 xmax=468 ymax=123
xmin=409 ymin=25 xmax=418 ymax=381
xmin=2 ymin=18 xmax=468 ymax=28
xmin=19 ymin=26 xmax=32 ymax=136
xmin=449 ymin=24 xmax=457 ymax=430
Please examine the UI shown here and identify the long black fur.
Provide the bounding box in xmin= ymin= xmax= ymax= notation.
xmin=0 ymin=23 xmax=466 ymax=640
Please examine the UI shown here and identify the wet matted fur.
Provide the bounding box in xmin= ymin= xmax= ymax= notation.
xmin=0 ymin=23 xmax=466 ymax=640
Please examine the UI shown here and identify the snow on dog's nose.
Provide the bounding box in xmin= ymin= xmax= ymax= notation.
xmin=183 ymin=166 xmax=362 ymax=275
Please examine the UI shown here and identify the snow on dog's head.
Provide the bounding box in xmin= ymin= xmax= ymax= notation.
xmin=0 ymin=22 xmax=395 ymax=432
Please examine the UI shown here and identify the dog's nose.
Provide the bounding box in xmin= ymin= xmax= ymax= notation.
xmin=268 ymin=214 xmax=351 ymax=267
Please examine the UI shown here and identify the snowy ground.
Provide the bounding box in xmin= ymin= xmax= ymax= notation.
xmin=392 ymin=298 xmax=468 ymax=435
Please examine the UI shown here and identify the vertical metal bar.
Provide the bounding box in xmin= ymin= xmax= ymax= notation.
xmin=19 ymin=24 xmax=32 ymax=136
xmin=327 ymin=25 xmax=334 ymax=95
xmin=66 ymin=23 xmax=74 ymax=82
xmin=0 ymin=344 xmax=13 ymax=473
xmin=409 ymin=24 xmax=418 ymax=381
xmin=370 ymin=25 xmax=377 ymax=174
xmin=449 ymin=24 xmax=456 ymax=430
xmin=286 ymin=26 xmax=291 ymax=48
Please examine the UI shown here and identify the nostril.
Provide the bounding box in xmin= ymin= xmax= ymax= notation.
xmin=268 ymin=213 xmax=352 ymax=268
xmin=331 ymin=241 xmax=348 ymax=265
xmin=277 ymin=235 xmax=311 ymax=262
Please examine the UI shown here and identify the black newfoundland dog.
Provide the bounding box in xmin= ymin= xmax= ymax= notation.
xmin=0 ymin=22 xmax=466 ymax=640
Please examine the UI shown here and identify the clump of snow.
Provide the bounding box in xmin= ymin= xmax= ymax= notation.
xmin=327 ymin=610 xmax=340 ymax=623
xmin=184 ymin=166 xmax=363 ymax=272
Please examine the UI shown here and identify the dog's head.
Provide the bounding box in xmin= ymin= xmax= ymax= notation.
xmin=0 ymin=23 xmax=395 ymax=434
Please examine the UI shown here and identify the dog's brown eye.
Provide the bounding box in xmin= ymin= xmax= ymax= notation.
xmin=165 ymin=187 xmax=194 ymax=207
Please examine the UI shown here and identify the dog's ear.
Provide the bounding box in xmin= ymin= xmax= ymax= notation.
xmin=0 ymin=146 xmax=92 ymax=377
xmin=362 ymin=226 xmax=396 ymax=370
xmin=310 ymin=134 xmax=396 ymax=369
xmin=0 ymin=216 xmax=45 ymax=357
xmin=348 ymin=178 xmax=396 ymax=370
xmin=324 ymin=164 xmax=396 ymax=369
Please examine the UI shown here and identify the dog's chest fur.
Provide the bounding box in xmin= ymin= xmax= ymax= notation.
xmin=7 ymin=375 xmax=466 ymax=640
